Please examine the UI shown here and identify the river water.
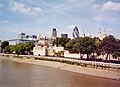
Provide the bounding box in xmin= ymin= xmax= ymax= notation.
xmin=0 ymin=58 xmax=120 ymax=87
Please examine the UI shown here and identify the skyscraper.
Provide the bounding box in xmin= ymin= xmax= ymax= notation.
xmin=52 ymin=28 xmax=57 ymax=39
xmin=73 ymin=26 xmax=79 ymax=39
xmin=18 ymin=32 xmax=26 ymax=40
xmin=61 ymin=34 xmax=68 ymax=38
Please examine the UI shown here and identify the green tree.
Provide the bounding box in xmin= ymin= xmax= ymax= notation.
xmin=4 ymin=45 xmax=14 ymax=53
xmin=1 ymin=41 xmax=9 ymax=52
xmin=54 ymin=51 xmax=64 ymax=57
xmin=13 ymin=45 xmax=20 ymax=54
xmin=9 ymin=42 xmax=35 ymax=55
xmin=112 ymin=40 xmax=120 ymax=59
xmin=1 ymin=41 xmax=35 ymax=55
xmin=4 ymin=46 xmax=11 ymax=53
xmin=1 ymin=41 xmax=9 ymax=49
xmin=79 ymin=37 xmax=96 ymax=59
xmin=66 ymin=37 xmax=96 ymax=59
xmin=23 ymin=42 xmax=35 ymax=54
xmin=113 ymin=49 xmax=120 ymax=59
xmin=100 ymin=35 xmax=120 ymax=60
xmin=52 ymin=37 xmax=70 ymax=49
xmin=66 ymin=39 xmax=78 ymax=53
xmin=93 ymin=37 xmax=101 ymax=57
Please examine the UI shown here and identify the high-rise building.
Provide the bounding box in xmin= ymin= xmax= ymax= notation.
xmin=18 ymin=32 xmax=37 ymax=40
xmin=61 ymin=34 xmax=68 ymax=38
xmin=73 ymin=26 xmax=79 ymax=39
xmin=52 ymin=28 xmax=57 ymax=39
xmin=26 ymin=35 xmax=37 ymax=40
xmin=18 ymin=32 xmax=26 ymax=40
xmin=15 ymin=32 xmax=38 ymax=44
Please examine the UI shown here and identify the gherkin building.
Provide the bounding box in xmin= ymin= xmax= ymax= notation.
xmin=73 ymin=26 xmax=79 ymax=39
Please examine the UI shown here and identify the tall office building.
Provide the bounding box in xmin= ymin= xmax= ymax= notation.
xmin=26 ymin=35 xmax=37 ymax=40
xmin=61 ymin=34 xmax=68 ymax=38
xmin=18 ymin=32 xmax=26 ymax=43
xmin=18 ymin=32 xmax=26 ymax=39
xmin=73 ymin=26 xmax=79 ymax=39
xmin=17 ymin=32 xmax=37 ymax=44
xmin=52 ymin=28 xmax=57 ymax=39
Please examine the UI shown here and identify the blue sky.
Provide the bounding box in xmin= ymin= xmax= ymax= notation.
xmin=0 ymin=0 xmax=120 ymax=40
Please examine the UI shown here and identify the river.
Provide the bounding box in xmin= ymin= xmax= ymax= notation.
xmin=0 ymin=58 xmax=120 ymax=87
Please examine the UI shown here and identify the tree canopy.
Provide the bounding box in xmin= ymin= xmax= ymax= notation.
xmin=66 ymin=37 xmax=96 ymax=59
xmin=100 ymin=35 xmax=120 ymax=60
xmin=2 ymin=35 xmax=120 ymax=61
xmin=4 ymin=42 xmax=35 ymax=55
xmin=1 ymin=41 xmax=9 ymax=49
xmin=52 ymin=37 xmax=70 ymax=49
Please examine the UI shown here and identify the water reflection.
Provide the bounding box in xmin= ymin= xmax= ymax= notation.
xmin=0 ymin=58 xmax=120 ymax=87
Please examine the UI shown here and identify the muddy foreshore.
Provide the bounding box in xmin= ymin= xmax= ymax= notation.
xmin=0 ymin=54 xmax=120 ymax=80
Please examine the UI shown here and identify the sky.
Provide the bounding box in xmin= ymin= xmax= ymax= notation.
xmin=0 ymin=0 xmax=120 ymax=40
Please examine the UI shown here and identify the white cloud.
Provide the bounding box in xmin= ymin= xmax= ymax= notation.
xmin=10 ymin=29 xmax=18 ymax=33
xmin=106 ymin=28 xmax=114 ymax=35
xmin=101 ymin=1 xmax=120 ymax=12
xmin=48 ymin=30 xmax=52 ymax=34
xmin=93 ymin=15 xmax=103 ymax=22
xmin=92 ymin=1 xmax=120 ymax=12
xmin=92 ymin=1 xmax=120 ymax=22
xmin=68 ymin=25 xmax=76 ymax=30
xmin=1 ymin=20 xmax=9 ymax=23
xmin=91 ymin=4 xmax=101 ymax=10
xmin=9 ymin=1 xmax=42 ymax=15
xmin=0 ymin=4 xmax=4 ymax=8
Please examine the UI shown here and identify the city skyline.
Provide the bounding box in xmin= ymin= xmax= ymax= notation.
xmin=0 ymin=0 xmax=120 ymax=40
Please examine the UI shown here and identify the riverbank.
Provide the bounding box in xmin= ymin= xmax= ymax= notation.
xmin=0 ymin=54 xmax=120 ymax=80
